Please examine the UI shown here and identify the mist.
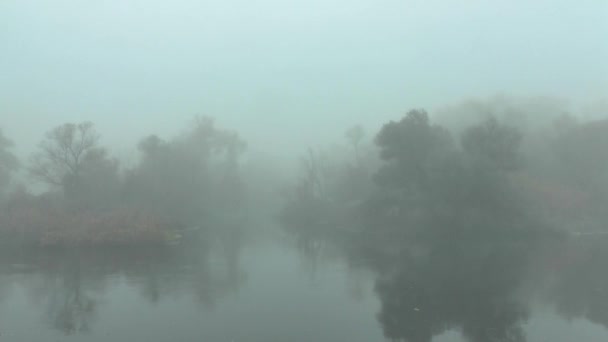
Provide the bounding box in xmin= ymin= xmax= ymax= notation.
xmin=1 ymin=1 xmax=608 ymax=341
xmin=3 ymin=0 xmax=607 ymax=159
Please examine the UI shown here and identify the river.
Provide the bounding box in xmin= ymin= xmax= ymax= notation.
xmin=0 ymin=228 xmax=606 ymax=342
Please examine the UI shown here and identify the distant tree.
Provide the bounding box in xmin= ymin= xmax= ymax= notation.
xmin=70 ymin=148 xmax=122 ymax=210
xmin=552 ymin=113 xmax=578 ymax=135
xmin=137 ymin=134 xmax=164 ymax=156
xmin=0 ymin=129 xmax=19 ymax=194
xmin=29 ymin=122 xmax=121 ymax=208
xmin=359 ymin=109 xmax=534 ymax=245
xmin=125 ymin=117 xmax=246 ymax=225
xmin=374 ymin=109 xmax=453 ymax=190
xmin=29 ymin=122 xmax=99 ymax=188
xmin=552 ymin=117 xmax=608 ymax=186
xmin=461 ymin=116 xmax=523 ymax=171
xmin=345 ymin=125 xmax=365 ymax=164
xmin=299 ymin=148 xmax=331 ymax=200
xmin=279 ymin=148 xmax=338 ymax=234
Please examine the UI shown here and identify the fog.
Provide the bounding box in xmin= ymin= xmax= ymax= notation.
xmin=2 ymin=0 xmax=607 ymax=160
xmin=1 ymin=1 xmax=608 ymax=341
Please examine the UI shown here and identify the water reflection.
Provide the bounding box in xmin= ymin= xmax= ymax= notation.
xmin=0 ymin=228 xmax=246 ymax=335
xmin=286 ymin=220 xmax=608 ymax=342
xmin=374 ymin=239 xmax=532 ymax=342
xmin=0 ymin=228 xmax=607 ymax=340
xmin=543 ymin=237 xmax=608 ymax=330
xmin=375 ymin=235 xmax=608 ymax=342
xmin=45 ymin=260 xmax=98 ymax=334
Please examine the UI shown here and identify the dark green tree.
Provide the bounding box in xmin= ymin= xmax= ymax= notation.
xmin=374 ymin=109 xmax=453 ymax=191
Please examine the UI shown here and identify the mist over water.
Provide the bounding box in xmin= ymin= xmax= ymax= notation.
xmin=1 ymin=1 xmax=608 ymax=341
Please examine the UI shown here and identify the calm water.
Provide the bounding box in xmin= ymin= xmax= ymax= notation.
xmin=0 ymin=229 xmax=607 ymax=342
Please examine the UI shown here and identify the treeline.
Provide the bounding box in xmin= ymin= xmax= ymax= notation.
xmin=281 ymin=101 xmax=608 ymax=240
xmin=0 ymin=117 xmax=247 ymax=247
xmin=1 ymin=97 xmax=607 ymax=251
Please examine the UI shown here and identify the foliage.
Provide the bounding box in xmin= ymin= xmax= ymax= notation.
xmin=374 ymin=109 xmax=453 ymax=189
xmin=124 ymin=117 xmax=246 ymax=226
xmin=461 ymin=116 xmax=523 ymax=171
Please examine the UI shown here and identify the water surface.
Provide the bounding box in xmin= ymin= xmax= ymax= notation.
xmin=0 ymin=232 xmax=607 ymax=342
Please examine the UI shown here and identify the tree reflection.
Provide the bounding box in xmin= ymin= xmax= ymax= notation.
xmin=46 ymin=261 xmax=97 ymax=334
xmin=0 ymin=226 xmax=246 ymax=335
xmin=188 ymin=226 xmax=247 ymax=308
xmin=546 ymin=237 xmax=608 ymax=329
xmin=372 ymin=236 xmax=533 ymax=342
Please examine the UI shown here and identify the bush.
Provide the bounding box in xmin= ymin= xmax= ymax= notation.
xmin=0 ymin=198 xmax=176 ymax=247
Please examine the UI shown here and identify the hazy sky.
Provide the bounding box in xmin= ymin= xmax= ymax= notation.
xmin=1 ymin=0 xmax=607 ymax=161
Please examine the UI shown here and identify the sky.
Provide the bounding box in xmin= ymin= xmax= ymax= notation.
xmin=1 ymin=0 xmax=607 ymax=162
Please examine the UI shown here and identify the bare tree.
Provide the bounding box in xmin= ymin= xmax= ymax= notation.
xmin=29 ymin=122 xmax=99 ymax=187
xmin=345 ymin=125 xmax=365 ymax=164
xmin=0 ymin=129 xmax=19 ymax=193
xmin=300 ymin=148 xmax=330 ymax=199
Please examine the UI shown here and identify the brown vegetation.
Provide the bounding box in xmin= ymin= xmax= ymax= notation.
xmin=0 ymin=200 xmax=175 ymax=247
